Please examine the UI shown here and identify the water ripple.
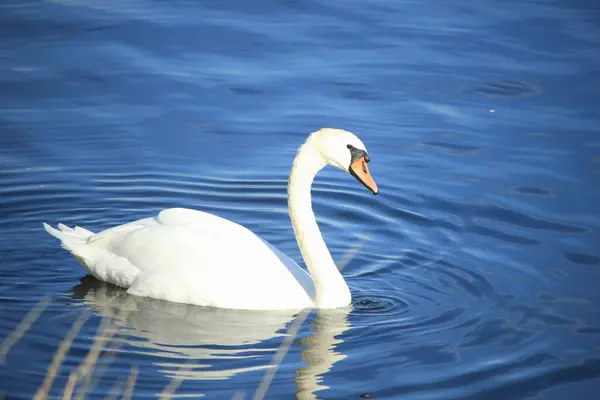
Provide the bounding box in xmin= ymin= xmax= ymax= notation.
xmin=352 ymin=294 xmax=409 ymax=316
xmin=2 ymin=1 xmax=600 ymax=399
xmin=461 ymin=78 xmax=540 ymax=98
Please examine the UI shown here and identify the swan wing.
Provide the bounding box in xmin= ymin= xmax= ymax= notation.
xmin=45 ymin=208 xmax=314 ymax=309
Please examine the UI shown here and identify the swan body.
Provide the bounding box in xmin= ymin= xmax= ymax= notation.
xmin=44 ymin=128 xmax=378 ymax=310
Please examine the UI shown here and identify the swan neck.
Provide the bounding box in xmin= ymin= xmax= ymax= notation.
xmin=288 ymin=141 xmax=351 ymax=308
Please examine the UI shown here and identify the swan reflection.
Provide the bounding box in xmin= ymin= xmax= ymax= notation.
xmin=71 ymin=276 xmax=351 ymax=398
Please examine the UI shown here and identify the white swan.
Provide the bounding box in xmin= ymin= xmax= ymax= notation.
xmin=43 ymin=128 xmax=378 ymax=310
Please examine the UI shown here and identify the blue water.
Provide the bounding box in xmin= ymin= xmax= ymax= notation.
xmin=1 ymin=0 xmax=600 ymax=398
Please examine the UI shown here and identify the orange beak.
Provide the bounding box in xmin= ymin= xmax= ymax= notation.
xmin=349 ymin=156 xmax=378 ymax=195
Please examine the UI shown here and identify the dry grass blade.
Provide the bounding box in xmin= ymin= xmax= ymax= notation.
xmin=251 ymin=237 xmax=367 ymax=400
xmin=336 ymin=236 xmax=368 ymax=271
xmin=104 ymin=378 xmax=124 ymax=400
xmin=158 ymin=362 xmax=194 ymax=400
xmin=77 ymin=316 xmax=118 ymax=378
xmin=74 ymin=316 xmax=120 ymax=400
xmin=231 ymin=391 xmax=245 ymax=400
xmin=62 ymin=371 xmax=78 ymax=400
xmin=33 ymin=312 xmax=89 ymax=400
xmin=0 ymin=297 xmax=52 ymax=363
xmin=158 ymin=378 xmax=184 ymax=400
xmin=77 ymin=337 xmax=125 ymax=400
xmin=121 ymin=365 xmax=138 ymax=400
xmin=252 ymin=308 xmax=310 ymax=400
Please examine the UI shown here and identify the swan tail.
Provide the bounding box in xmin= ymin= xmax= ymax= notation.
xmin=43 ymin=222 xmax=94 ymax=250
xmin=43 ymin=223 xmax=140 ymax=288
xmin=43 ymin=222 xmax=97 ymax=265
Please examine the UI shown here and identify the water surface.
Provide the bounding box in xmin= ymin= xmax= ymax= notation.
xmin=1 ymin=0 xmax=600 ymax=399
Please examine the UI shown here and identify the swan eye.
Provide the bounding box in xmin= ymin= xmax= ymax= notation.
xmin=347 ymin=144 xmax=353 ymax=149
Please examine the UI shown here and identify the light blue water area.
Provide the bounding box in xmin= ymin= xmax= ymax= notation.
xmin=1 ymin=0 xmax=599 ymax=398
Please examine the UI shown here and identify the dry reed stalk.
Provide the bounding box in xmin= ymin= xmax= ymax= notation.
xmin=62 ymin=371 xmax=78 ymax=400
xmin=74 ymin=317 xmax=120 ymax=400
xmin=122 ymin=365 xmax=138 ymax=400
xmin=77 ymin=337 xmax=125 ymax=400
xmin=336 ymin=236 xmax=368 ymax=271
xmin=250 ymin=237 xmax=367 ymax=400
xmin=33 ymin=312 xmax=89 ymax=400
xmin=78 ymin=296 xmax=134 ymax=400
xmin=157 ymin=362 xmax=193 ymax=400
xmin=0 ymin=297 xmax=52 ymax=363
xmin=158 ymin=378 xmax=184 ymax=400
xmin=104 ymin=378 xmax=125 ymax=400
xmin=76 ymin=316 xmax=117 ymax=378
xmin=231 ymin=391 xmax=245 ymax=400
xmin=252 ymin=308 xmax=311 ymax=400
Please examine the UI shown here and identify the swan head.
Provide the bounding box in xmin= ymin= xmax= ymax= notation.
xmin=309 ymin=128 xmax=379 ymax=195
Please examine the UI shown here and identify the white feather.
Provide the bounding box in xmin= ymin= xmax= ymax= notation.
xmin=43 ymin=128 xmax=375 ymax=310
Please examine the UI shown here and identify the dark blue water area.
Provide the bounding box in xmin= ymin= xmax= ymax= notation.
xmin=1 ymin=0 xmax=600 ymax=399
